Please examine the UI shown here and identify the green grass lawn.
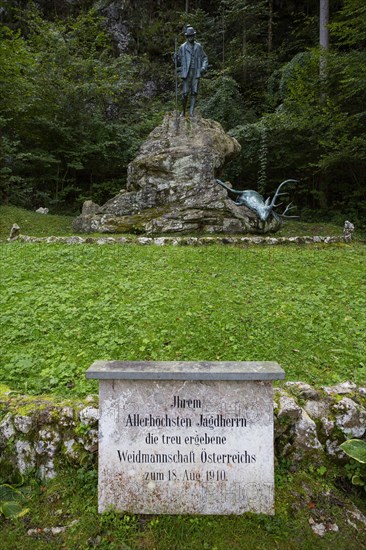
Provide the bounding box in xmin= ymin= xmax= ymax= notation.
xmin=0 ymin=206 xmax=74 ymax=239
xmin=2 ymin=465 xmax=366 ymax=549
xmin=1 ymin=207 xmax=366 ymax=549
xmin=1 ymin=242 xmax=365 ymax=396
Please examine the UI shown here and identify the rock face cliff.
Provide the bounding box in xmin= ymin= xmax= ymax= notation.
xmin=73 ymin=113 xmax=280 ymax=234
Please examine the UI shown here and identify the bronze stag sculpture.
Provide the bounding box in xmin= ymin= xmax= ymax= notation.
xmin=216 ymin=179 xmax=298 ymax=222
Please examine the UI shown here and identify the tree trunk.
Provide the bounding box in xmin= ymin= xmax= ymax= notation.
xmin=319 ymin=0 xmax=329 ymax=81
xmin=319 ymin=0 xmax=329 ymax=50
xmin=319 ymin=0 xmax=329 ymax=207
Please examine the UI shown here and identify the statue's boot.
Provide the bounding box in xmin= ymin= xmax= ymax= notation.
xmin=189 ymin=95 xmax=196 ymax=117
xmin=180 ymin=96 xmax=188 ymax=117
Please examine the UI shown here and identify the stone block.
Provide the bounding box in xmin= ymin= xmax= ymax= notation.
xmin=87 ymin=361 xmax=284 ymax=515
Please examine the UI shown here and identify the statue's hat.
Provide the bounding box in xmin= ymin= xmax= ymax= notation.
xmin=185 ymin=26 xmax=196 ymax=36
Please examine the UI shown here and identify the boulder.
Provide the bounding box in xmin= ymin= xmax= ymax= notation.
xmin=73 ymin=113 xmax=282 ymax=235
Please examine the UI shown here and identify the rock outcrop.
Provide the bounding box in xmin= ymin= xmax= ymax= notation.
xmin=2 ymin=381 xmax=366 ymax=479
xmin=73 ymin=113 xmax=281 ymax=235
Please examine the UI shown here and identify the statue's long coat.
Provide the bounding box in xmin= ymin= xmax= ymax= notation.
xmin=176 ymin=41 xmax=208 ymax=78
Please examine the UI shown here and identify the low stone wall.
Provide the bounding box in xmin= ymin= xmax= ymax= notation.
xmin=10 ymin=234 xmax=348 ymax=246
xmin=1 ymin=381 xmax=365 ymax=479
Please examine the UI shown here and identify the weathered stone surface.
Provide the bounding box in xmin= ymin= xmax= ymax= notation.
xmin=291 ymin=410 xmax=323 ymax=461
xmin=276 ymin=392 xmax=323 ymax=462
xmin=15 ymin=233 xmax=345 ymax=246
xmin=323 ymin=380 xmax=357 ymax=395
xmin=73 ymin=113 xmax=282 ymax=235
xmin=82 ymin=200 xmax=100 ymax=216
xmin=303 ymin=399 xmax=330 ymax=420
xmin=79 ymin=406 xmax=99 ymax=424
xmin=0 ymin=413 xmax=15 ymax=441
xmin=1 ymin=381 xmax=366 ymax=481
xmin=101 ymin=1 xmax=132 ymax=55
xmin=13 ymin=415 xmax=33 ymax=434
xmin=332 ymin=397 xmax=366 ymax=438
xmin=86 ymin=360 xmax=285 ymax=381
xmin=285 ymin=381 xmax=320 ymax=401
xmin=15 ymin=440 xmax=36 ymax=473
xmin=97 ymin=379 xmax=276 ymax=515
xmin=8 ymin=223 xmax=20 ymax=241
xmin=343 ymin=220 xmax=355 ymax=243
xmin=277 ymin=394 xmax=302 ymax=423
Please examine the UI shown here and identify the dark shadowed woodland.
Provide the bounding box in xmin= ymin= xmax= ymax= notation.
xmin=0 ymin=0 xmax=365 ymax=225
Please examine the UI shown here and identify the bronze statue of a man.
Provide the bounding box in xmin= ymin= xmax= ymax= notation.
xmin=175 ymin=26 xmax=208 ymax=117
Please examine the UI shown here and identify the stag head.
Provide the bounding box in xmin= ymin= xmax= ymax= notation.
xmin=260 ymin=179 xmax=299 ymax=222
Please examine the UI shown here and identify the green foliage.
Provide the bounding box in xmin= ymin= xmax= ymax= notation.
xmin=344 ymin=460 xmax=366 ymax=493
xmin=200 ymin=73 xmax=246 ymax=130
xmin=0 ymin=0 xmax=365 ymax=219
xmin=341 ymin=439 xmax=366 ymax=464
xmin=0 ymin=484 xmax=29 ymax=519
xmin=329 ymin=0 xmax=366 ymax=47
xmin=247 ymin=45 xmax=366 ymax=221
xmin=2 ymin=466 xmax=366 ymax=548
xmin=341 ymin=439 xmax=366 ymax=494
xmin=0 ymin=5 xmax=158 ymax=212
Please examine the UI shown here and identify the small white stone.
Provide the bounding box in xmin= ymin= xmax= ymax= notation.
xmin=347 ymin=508 xmax=366 ymax=527
xmin=66 ymin=236 xmax=85 ymax=244
xmin=0 ymin=413 xmax=15 ymax=439
xmin=334 ymin=397 xmax=366 ymax=438
xmin=304 ymin=400 xmax=329 ymax=420
xmin=64 ymin=439 xmax=76 ymax=457
xmin=309 ymin=519 xmax=325 ymax=537
xmin=321 ymin=418 xmax=334 ymax=437
xmin=323 ymin=381 xmax=357 ymax=395
xmin=293 ymin=410 xmax=323 ymax=453
xmin=15 ymin=440 xmax=35 ymax=473
xmin=153 ymin=237 xmax=167 ymax=246
xmin=277 ymin=394 xmax=302 ymax=421
xmin=27 ymin=529 xmax=40 ymax=536
xmin=39 ymin=461 xmax=56 ymax=479
xmin=79 ymin=406 xmax=99 ymax=423
xmin=325 ymin=439 xmax=345 ymax=459
xmin=39 ymin=429 xmax=61 ymax=443
xmin=50 ymin=527 xmax=66 ymax=535
xmin=137 ymin=237 xmax=153 ymax=245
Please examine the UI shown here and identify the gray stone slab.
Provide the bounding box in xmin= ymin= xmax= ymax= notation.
xmin=86 ymin=360 xmax=285 ymax=381
xmin=97 ymin=379 xmax=276 ymax=515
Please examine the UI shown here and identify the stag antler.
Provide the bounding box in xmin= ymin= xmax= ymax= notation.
xmin=278 ymin=201 xmax=298 ymax=218
xmin=268 ymin=179 xmax=298 ymax=210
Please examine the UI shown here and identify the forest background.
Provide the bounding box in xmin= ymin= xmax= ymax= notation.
xmin=0 ymin=0 xmax=365 ymax=226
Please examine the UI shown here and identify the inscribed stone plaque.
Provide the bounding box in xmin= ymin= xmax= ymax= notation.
xmin=97 ymin=378 xmax=276 ymax=515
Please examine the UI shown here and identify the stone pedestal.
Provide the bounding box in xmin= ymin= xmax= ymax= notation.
xmin=87 ymin=361 xmax=284 ymax=515
xmin=74 ymin=114 xmax=281 ymax=235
